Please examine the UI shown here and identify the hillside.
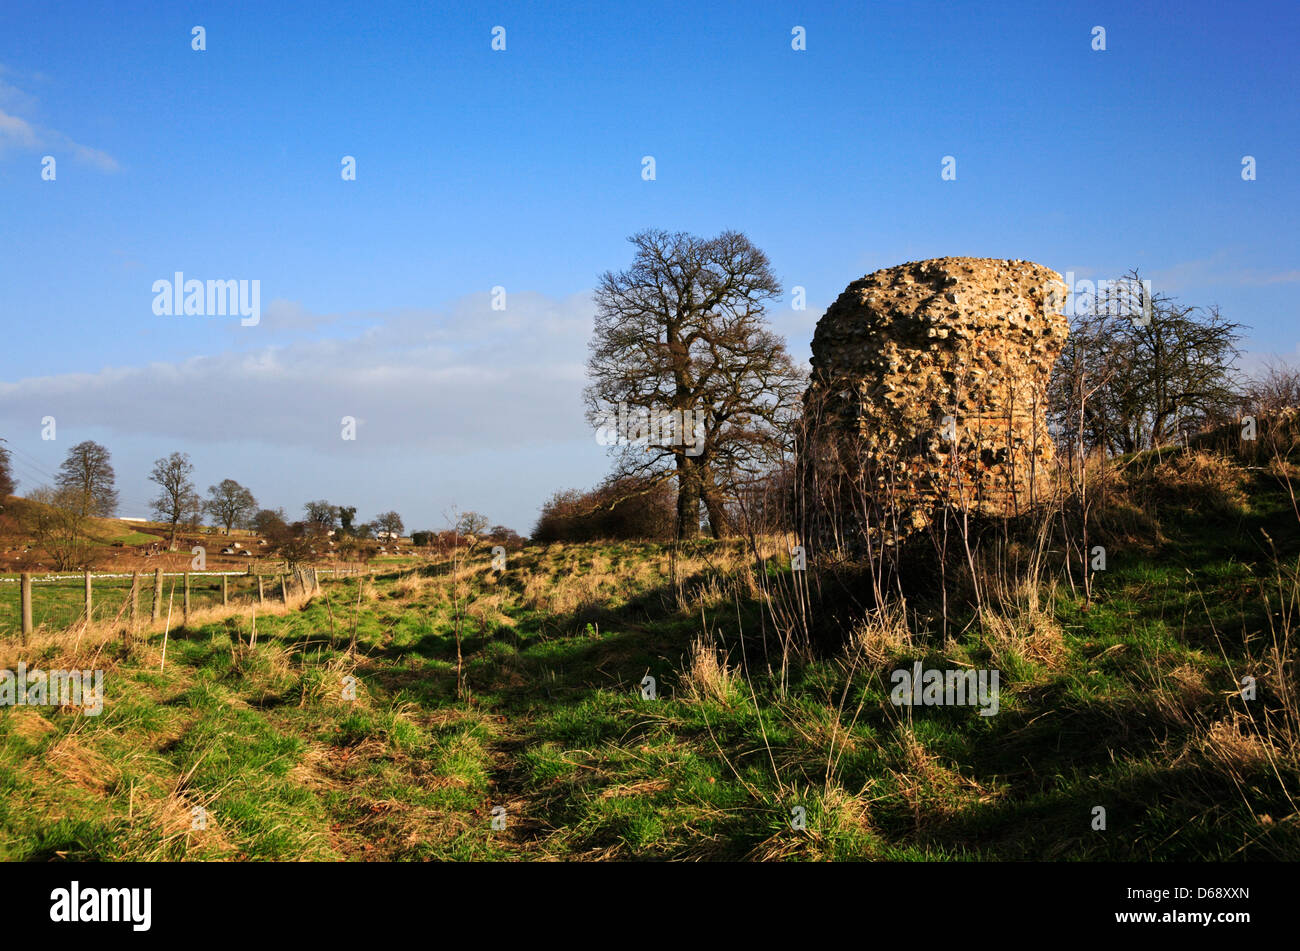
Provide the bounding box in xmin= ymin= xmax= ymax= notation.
xmin=1 ymin=451 xmax=1298 ymax=860
xmin=0 ymin=502 xmax=421 ymax=578
xmin=0 ymin=504 xmax=252 ymax=574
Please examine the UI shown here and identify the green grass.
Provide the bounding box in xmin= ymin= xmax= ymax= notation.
xmin=2 ymin=463 xmax=1299 ymax=861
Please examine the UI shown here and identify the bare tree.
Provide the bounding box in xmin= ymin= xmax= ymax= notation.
xmin=1242 ymin=359 xmax=1300 ymax=417
xmin=205 ymin=478 xmax=258 ymax=534
xmin=585 ymin=229 xmax=804 ymax=539
xmin=270 ymin=521 xmax=317 ymax=569
xmin=24 ymin=486 xmax=94 ymax=569
xmin=303 ymin=500 xmax=338 ymax=533
xmin=374 ymin=510 xmax=405 ymax=537
xmin=455 ymin=511 xmax=490 ymax=536
xmin=1050 ymin=271 xmax=1244 ymax=454
xmin=55 ymin=440 xmax=119 ymax=518
xmin=149 ymin=452 xmax=202 ymax=550
xmin=0 ymin=438 xmax=14 ymax=511
xmin=253 ymin=507 xmax=288 ymax=537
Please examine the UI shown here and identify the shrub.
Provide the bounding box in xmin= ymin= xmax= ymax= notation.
xmin=1148 ymin=450 xmax=1250 ymax=518
xmin=532 ymin=475 xmax=675 ymax=543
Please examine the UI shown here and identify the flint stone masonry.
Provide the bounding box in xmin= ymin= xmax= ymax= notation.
xmin=802 ymin=257 xmax=1068 ymax=537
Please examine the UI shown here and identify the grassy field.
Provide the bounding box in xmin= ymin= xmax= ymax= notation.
xmin=88 ymin=519 xmax=159 ymax=547
xmin=1 ymin=453 xmax=1298 ymax=860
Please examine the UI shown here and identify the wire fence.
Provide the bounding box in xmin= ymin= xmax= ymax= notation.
xmin=0 ymin=566 xmax=377 ymax=641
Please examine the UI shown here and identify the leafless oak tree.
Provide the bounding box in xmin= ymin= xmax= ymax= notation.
xmin=55 ymin=440 xmax=118 ymax=518
xmin=149 ymin=452 xmax=202 ymax=550
xmin=585 ymin=229 xmax=804 ymax=539
xmin=205 ymin=478 xmax=258 ymax=534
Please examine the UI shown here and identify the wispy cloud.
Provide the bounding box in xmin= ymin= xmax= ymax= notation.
xmin=0 ymin=108 xmax=37 ymax=147
xmin=0 ymin=67 xmax=119 ymax=171
xmin=64 ymin=137 xmax=119 ymax=172
xmin=1250 ymin=270 xmax=1300 ymax=286
xmin=1053 ymin=255 xmax=1300 ymax=296
xmin=1148 ymin=251 xmax=1300 ymax=293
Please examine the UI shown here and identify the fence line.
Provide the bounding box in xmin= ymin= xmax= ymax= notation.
xmin=0 ymin=567 xmax=376 ymax=583
xmin=4 ymin=564 xmax=388 ymax=644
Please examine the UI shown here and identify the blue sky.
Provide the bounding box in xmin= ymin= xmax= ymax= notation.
xmin=1 ymin=0 xmax=1297 ymax=532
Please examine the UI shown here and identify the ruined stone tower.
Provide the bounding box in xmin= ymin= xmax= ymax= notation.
xmin=799 ymin=257 xmax=1068 ymax=545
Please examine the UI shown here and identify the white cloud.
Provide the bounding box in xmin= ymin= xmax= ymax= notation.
xmin=0 ymin=108 xmax=37 ymax=147
xmin=0 ymin=66 xmax=120 ymax=171
xmin=1147 ymin=252 xmax=1300 ymax=294
xmin=1252 ymin=270 xmax=1300 ymax=286
xmin=0 ymin=291 xmax=596 ymax=454
xmin=0 ymin=68 xmax=40 ymax=114
xmin=0 ymin=106 xmax=120 ymax=170
xmin=66 ymin=139 xmax=119 ymax=172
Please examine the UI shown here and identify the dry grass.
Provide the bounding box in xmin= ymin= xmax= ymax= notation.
xmin=40 ymin=730 xmax=118 ymax=795
xmin=981 ymin=601 xmax=1066 ymax=672
xmin=1266 ymin=456 xmax=1300 ymax=483
xmin=678 ymin=634 xmax=741 ymax=706
xmin=1152 ymin=663 xmax=1212 ymax=725
xmin=0 ymin=583 xmax=324 ymax=671
xmin=7 ymin=707 xmax=57 ymax=742
xmin=1198 ymin=716 xmax=1271 ymax=775
xmin=745 ymin=785 xmax=875 ymax=861
xmin=849 ymin=601 xmax=913 ymax=668
xmin=305 ymin=653 xmax=371 ymax=708
xmin=1146 ymin=450 xmax=1251 ymax=517
xmin=889 ymin=725 xmax=995 ymax=827
xmin=393 ymin=572 xmax=431 ymax=598
xmin=676 ymin=574 xmax=733 ymax=612
xmin=504 ymin=541 xmax=765 ymax=620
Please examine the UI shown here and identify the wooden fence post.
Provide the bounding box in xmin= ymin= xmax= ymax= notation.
xmin=258 ymin=575 xmax=265 ymax=605
xmin=222 ymin=575 xmax=229 ymax=607
xmin=153 ymin=568 xmax=163 ymax=622
xmin=280 ymin=574 xmax=288 ymax=603
xmin=130 ymin=571 xmax=140 ymax=632
xmin=183 ymin=572 xmax=191 ymax=625
xmin=84 ymin=571 xmax=93 ymax=624
xmin=20 ymin=572 xmax=32 ymax=644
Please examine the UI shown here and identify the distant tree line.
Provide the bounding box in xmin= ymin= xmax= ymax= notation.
xmin=0 ymin=437 xmax=523 ymax=570
xmin=406 ymin=512 xmax=525 ymax=553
